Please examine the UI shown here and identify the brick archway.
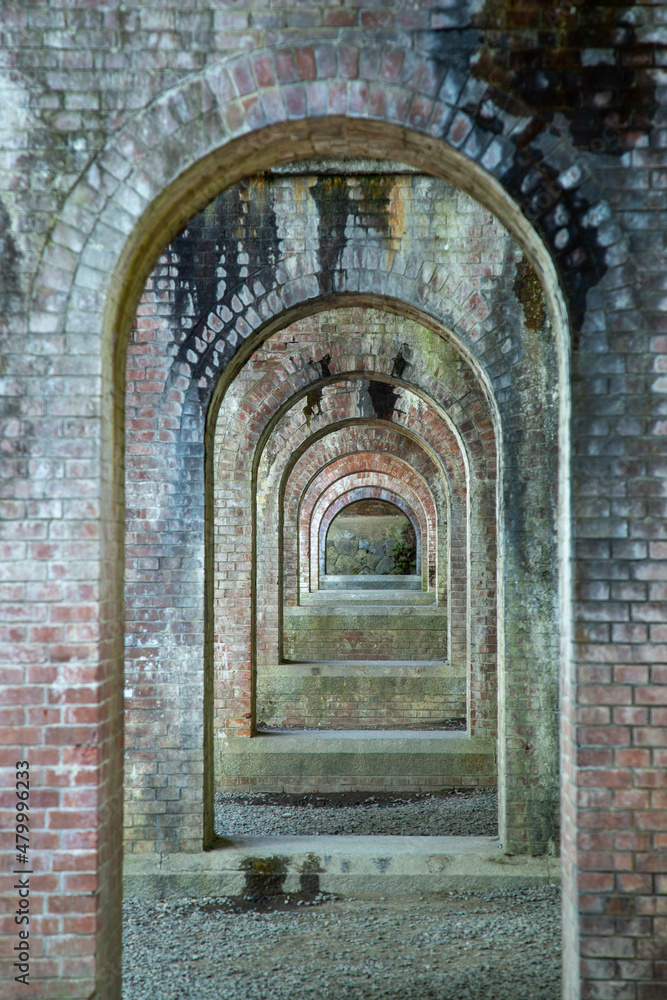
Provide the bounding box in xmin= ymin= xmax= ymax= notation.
xmin=281 ymin=422 xmax=461 ymax=682
xmin=34 ymin=44 xmax=612 ymax=357
xmin=2 ymin=3 xmax=662 ymax=993
xmin=214 ymin=334 xmax=494 ymax=752
xmin=311 ymin=476 xmax=429 ymax=592
xmin=317 ymin=488 xmax=423 ymax=585
xmin=24 ymin=47 xmax=589 ymax=994
xmin=290 ymin=446 xmax=441 ymax=596
xmin=281 ymin=420 xmax=458 ymax=602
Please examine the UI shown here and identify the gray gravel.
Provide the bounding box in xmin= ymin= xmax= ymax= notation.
xmin=125 ymin=793 xmax=559 ymax=998
xmin=123 ymin=887 xmax=561 ymax=999
xmin=215 ymin=789 xmax=498 ymax=837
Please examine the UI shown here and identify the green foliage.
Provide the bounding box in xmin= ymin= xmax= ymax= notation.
xmin=391 ymin=525 xmax=417 ymax=575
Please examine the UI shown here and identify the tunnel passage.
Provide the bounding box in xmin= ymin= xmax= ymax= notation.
xmin=213 ymin=306 xmax=479 ymax=740
xmin=125 ymin=161 xmax=558 ymax=850
xmin=13 ymin=7 xmax=665 ymax=994
xmin=270 ymin=475 xmax=452 ymax=730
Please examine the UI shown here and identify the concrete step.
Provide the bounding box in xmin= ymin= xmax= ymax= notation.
xmin=301 ymin=589 xmax=437 ymax=607
xmin=261 ymin=660 xmax=454 ymax=675
xmin=284 ymin=599 xmax=446 ymax=663
xmin=320 ymin=574 xmax=423 ymax=591
xmin=124 ymin=835 xmax=560 ymax=899
xmin=218 ymin=731 xmax=495 ymax=794
xmin=287 ymin=605 xmax=443 ymax=620
xmin=256 ymin=663 xmax=465 ymax=732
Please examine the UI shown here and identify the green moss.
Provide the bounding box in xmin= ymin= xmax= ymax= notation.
xmin=513 ymin=255 xmax=546 ymax=333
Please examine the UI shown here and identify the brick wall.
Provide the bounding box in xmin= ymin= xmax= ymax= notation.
xmin=257 ymin=662 xmax=465 ymax=729
xmin=283 ymin=616 xmax=448 ymax=662
xmin=2 ymin=3 xmax=664 ymax=995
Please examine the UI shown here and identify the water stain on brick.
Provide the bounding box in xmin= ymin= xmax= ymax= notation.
xmin=310 ymin=175 xmax=350 ymax=293
xmin=299 ymin=853 xmax=324 ymax=896
xmin=303 ymin=388 xmax=323 ymax=428
xmin=453 ymin=0 xmax=655 ymax=340
xmin=429 ymin=21 xmax=483 ymax=75
xmin=310 ymin=353 xmax=332 ymax=378
xmin=310 ymin=174 xmax=396 ymax=292
xmin=390 ymin=347 xmax=410 ymax=379
xmin=170 ymin=176 xmax=280 ymax=381
xmin=241 ymin=855 xmax=288 ymax=900
xmin=470 ymin=0 xmax=654 ymax=153
xmin=367 ymin=380 xmax=401 ymax=421
xmin=356 ymin=175 xmax=394 ymax=243
xmin=0 ymin=197 xmax=21 ymax=315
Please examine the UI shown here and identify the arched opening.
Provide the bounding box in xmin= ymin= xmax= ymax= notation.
xmin=318 ymin=489 xmax=425 ymax=590
xmin=120 ymin=139 xmax=567 ymax=855
xmin=324 ymin=498 xmax=418 ymax=580
xmin=48 ymin=105 xmax=572 ymax=996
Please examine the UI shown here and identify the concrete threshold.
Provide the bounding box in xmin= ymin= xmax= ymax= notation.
xmin=303 ymin=588 xmax=434 ymax=604
xmin=263 ymin=660 xmax=454 ymax=678
xmin=253 ymin=728 xmax=471 ymax=739
xmin=124 ymin=835 xmax=560 ymax=899
xmin=219 ymin=731 xmax=496 ymax=788
xmin=290 ymin=603 xmax=440 ymax=618
xmin=319 ymin=574 xmax=423 ymax=590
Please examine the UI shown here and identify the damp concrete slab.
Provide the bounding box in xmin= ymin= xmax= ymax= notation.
xmin=286 ymin=606 xmax=443 ymax=621
xmin=260 ymin=660 xmax=457 ymax=678
xmin=124 ymin=835 xmax=561 ymax=899
xmin=304 ymin=587 xmax=433 ymax=603
xmin=220 ymin=732 xmax=494 ymax=777
xmin=318 ymin=574 xmax=423 ymax=590
xmin=236 ymin=729 xmax=475 ymax=741
xmin=218 ymin=731 xmax=496 ymax=791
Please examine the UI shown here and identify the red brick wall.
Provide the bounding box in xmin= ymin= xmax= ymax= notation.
xmin=283 ymin=621 xmax=448 ymax=663
xmin=7 ymin=6 xmax=663 ymax=993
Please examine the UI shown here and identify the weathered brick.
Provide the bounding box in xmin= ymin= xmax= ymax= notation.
xmin=1 ymin=8 xmax=666 ymax=999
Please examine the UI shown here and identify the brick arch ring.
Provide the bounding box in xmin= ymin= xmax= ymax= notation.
xmin=305 ymin=464 xmax=436 ymax=595
xmin=315 ymin=485 xmax=425 ymax=589
xmin=281 ymin=422 xmax=458 ymax=608
xmin=253 ymin=413 xmax=459 ymax=668
xmin=304 ymin=464 xmax=435 ymax=593
xmin=249 ymin=372 xmax=479 ymax=624
xmin=36 ymin=40 xmax=615 ymax=373
xmin=234 ymin=366 xmax=480 ymax=695
xmin=36 ymin=54 xmax=597 ymax=771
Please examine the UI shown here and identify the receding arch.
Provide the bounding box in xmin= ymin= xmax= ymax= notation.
xmin=316 ymin=483 xmax=426 ymax=586
xmin=117 ymin=154 xmax=568 ymax=884
xmin=298 ymin=460 xmax=436 ymax=590
xmin=221 ymin=323 xmax=496 ymax=744
xmin=281 ymin=424 xmax=460 ymax=674
xmin=205 ymin=279 xmax=558 ymax=851
xmin=44 ymin=102 xmax=576 ymax=997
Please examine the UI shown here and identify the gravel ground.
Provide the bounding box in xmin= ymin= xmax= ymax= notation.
xmin=215 ymin=789 xmax=499 ymax=837
xmin=123 ymin=887 xmax=562 ymax=1000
